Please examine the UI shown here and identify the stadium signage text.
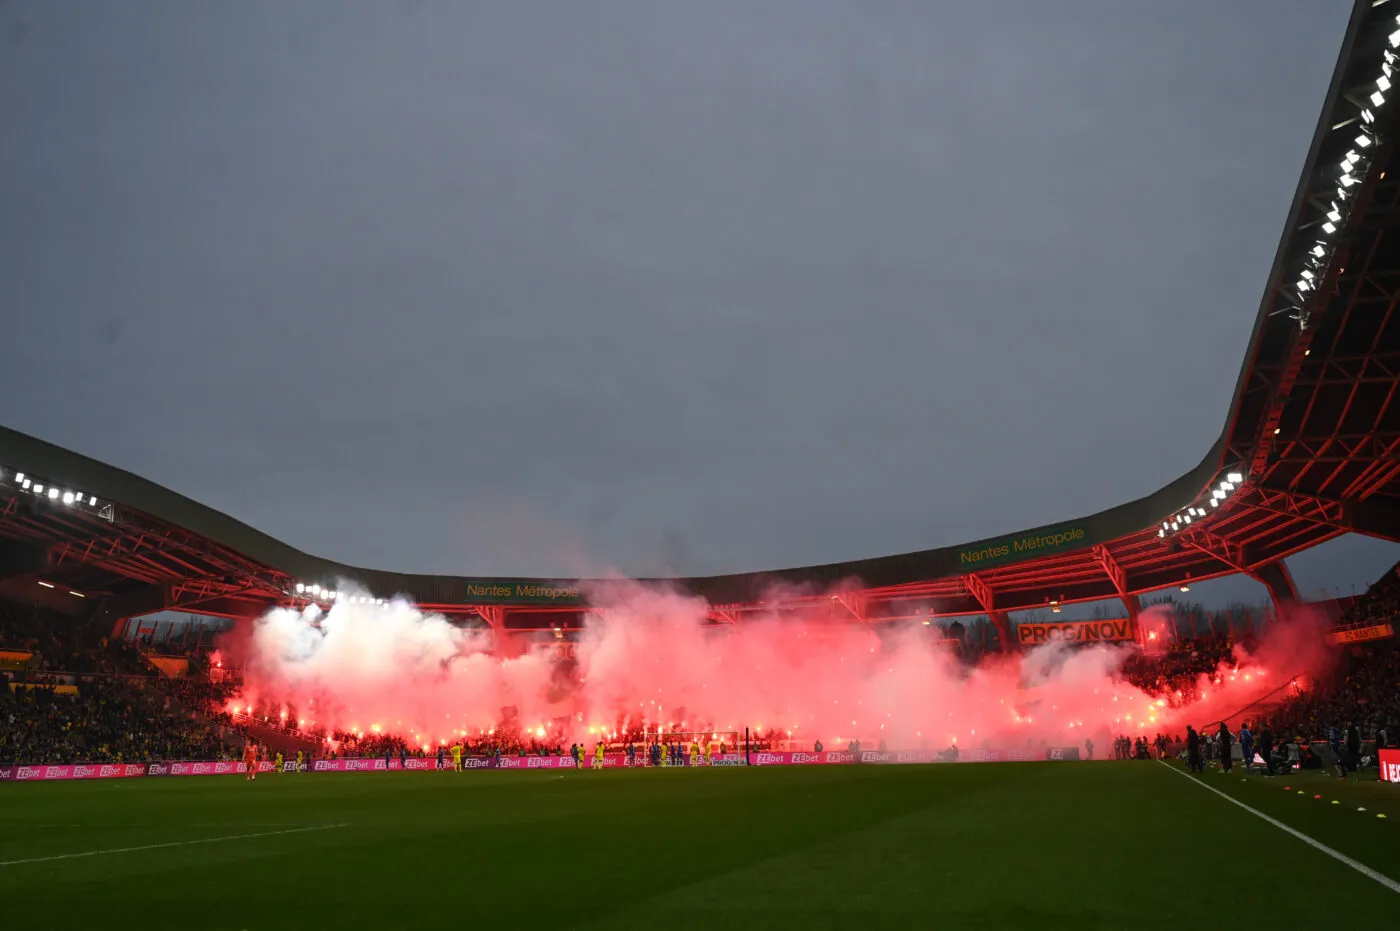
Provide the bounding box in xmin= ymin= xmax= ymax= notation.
xmin=1017 ymin=619 xmax=1135 ymax=646
xmin=957 ymin=525 xmax=1087 ymax=571
xmin=1380 ymin=749 xmax=1400 ymax=784
xmin=1326 ymin=623 xmax=1394 ymax=645
xmin=463 ymin=581 xmax=582 ymax=606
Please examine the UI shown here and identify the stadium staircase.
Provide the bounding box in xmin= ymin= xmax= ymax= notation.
xmin=229 ymin=712 xmax=321 ymax=756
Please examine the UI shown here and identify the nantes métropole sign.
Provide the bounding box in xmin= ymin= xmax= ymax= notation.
xmin=463 ymin=581 xmax=582 ymax=606
xmin=956 ymin=524 xmax=1088 ymax=571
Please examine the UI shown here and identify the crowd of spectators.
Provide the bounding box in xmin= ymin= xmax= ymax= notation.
xmin=0 ymin=603 xmax=150 ymax=676
xmin=0 ymin=603 xmax=245 ymax=765
xmin=0 ymin=676 xmax=240 ymax=765
xmin=1260 ymin=647 xmax=1399 ymax=745
xmin=1336 ymin=561 xmax=1400 ymax=626
xmin=1119 ymin=635 xmax=1239 ymax=708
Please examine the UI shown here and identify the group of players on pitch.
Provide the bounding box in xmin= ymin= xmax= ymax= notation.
xmin=569 ymin=737 xmax=728 ymax=769
xmin=241 ymin=744 xmax=307 ymax=780
xmin=237 ymin=736 xmax=728 ymax=779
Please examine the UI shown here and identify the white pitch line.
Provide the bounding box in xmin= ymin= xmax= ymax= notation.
xmin=0 ymin=823 xmax=347 ymax=868
xmin=1157 ymin=761 xmax=1399 ymax=894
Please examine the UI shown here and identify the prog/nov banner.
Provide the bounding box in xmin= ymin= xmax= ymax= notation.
xmin=1017 ymin=619 xmax=1136 ymax=646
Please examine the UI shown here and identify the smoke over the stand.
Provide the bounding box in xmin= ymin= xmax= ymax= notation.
xmin=225 ymin=582 xmax=1337 ymax=751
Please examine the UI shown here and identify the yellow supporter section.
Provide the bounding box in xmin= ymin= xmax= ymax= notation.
xmin=146 ymin=655 xmax=190 ymax=678
xmin=9 ymin=682 xmax=79 ymax=695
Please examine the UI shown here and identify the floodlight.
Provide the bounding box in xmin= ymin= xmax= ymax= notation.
xmin=1322 ymin=222 xmax=1336 ymax=235
xmin=1211 ymin=489 xmax=1224 ymax=500
xmin=1170 ymin=522 xmax=1179 ymax=531
xmin=1312 ymin=244 xmax=1326 ymax=257
xmin=1328 ymin=207 xmax=1341 ymax=222
xmin=1364 ymin=108 xmax=1377 ymax=124
xmin=1372 ymin=90 xmax=1385 ymax=107
xmin=22 ymin=479 xmax=31 ymax=489
xmin=1158 ymin=529 xmax=1166 ymax=538
xmin=295 ymin=583 xmax=305 ymax=593
xmin=1209 ymin=499 xmax=1218 ymax=508
xmin=1297 ymin=279 xmax=1311 ymax=293
xmin=1356 ymin=133 xmax=1372 ymax=149
xmin=1301 ymin=269 xmax=1314 ymax=280
xmin=62 ymin=492 xmax=74 ymax=505
xmin=13 ymin=473 xmax=22 ymax=483
xmin=33 ymin=484 xmax=43 ymax=494
xmin=1379 ymin=76 xmax=1391 ymax=93
xmin=38 ymin=581 xmax=54 ymax=589
xmin=1343 ymin=151 xmax=1359 ymax=166
xmin=1220 ymin=481 xmax=1234 ymax=492
xmin=47 ymin=488 xmax=58 ymax=500
xmin=1183 ymin=515 xmax=1192 ymax=524
xmin=88 ymin=496 xmax=96 ymax=506
xmin=1226 ymin=472 xmax=1243 ymax=484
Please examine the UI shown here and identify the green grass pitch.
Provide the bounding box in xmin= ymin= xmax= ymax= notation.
xmin=2 ymin=761 xmax=1398 ymax=929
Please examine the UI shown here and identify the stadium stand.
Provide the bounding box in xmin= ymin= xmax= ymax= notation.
xmin=1 ymin=0 xmax=1399 ymax=779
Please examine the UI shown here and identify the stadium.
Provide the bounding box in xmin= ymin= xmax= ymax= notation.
xmin=4 ymin=2 xmax=1400 ymax=927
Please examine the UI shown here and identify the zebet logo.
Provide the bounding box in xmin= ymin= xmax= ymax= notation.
xmin=1048 ymin=749 xmax=1065 ymax=760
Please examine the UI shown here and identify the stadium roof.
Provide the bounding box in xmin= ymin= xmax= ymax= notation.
xmin=3 ymin=0 xmax=1399 ymax=634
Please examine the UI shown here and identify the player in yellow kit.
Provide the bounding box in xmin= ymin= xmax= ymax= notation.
xmin=690 ymin=739 xmax=701 ymax=765
xmin=451 ymin=744 xmax=464 ymax=772
xmin=593 ymin=740 xmax=605 ymax=769
xmin=274 ymin=751 xmax=284 ymax=773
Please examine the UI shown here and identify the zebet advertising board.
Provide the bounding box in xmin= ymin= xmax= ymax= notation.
xmin=1 ymin=747 xmax=1080 ymax=781
xmin=1380 ymin=748 xmax=1400 ymax=784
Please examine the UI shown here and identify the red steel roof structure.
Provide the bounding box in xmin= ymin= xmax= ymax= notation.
xmin=3 ymin=0 xmax=1399 ymax=644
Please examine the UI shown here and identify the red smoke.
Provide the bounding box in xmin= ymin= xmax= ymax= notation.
xmin=226 ymin=583 xmax=1337 ymax=751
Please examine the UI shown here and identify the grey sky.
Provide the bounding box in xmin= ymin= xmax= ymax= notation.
xmin=1 ymin=0 xmax=1394 ymax=603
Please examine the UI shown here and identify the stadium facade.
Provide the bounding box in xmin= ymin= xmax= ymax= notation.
xmin=3 ymin=0 xmax=1400 ymax=647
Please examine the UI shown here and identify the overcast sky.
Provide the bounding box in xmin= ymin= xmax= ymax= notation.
xmin=0 ymin=0 xmax=1394 ymax=604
